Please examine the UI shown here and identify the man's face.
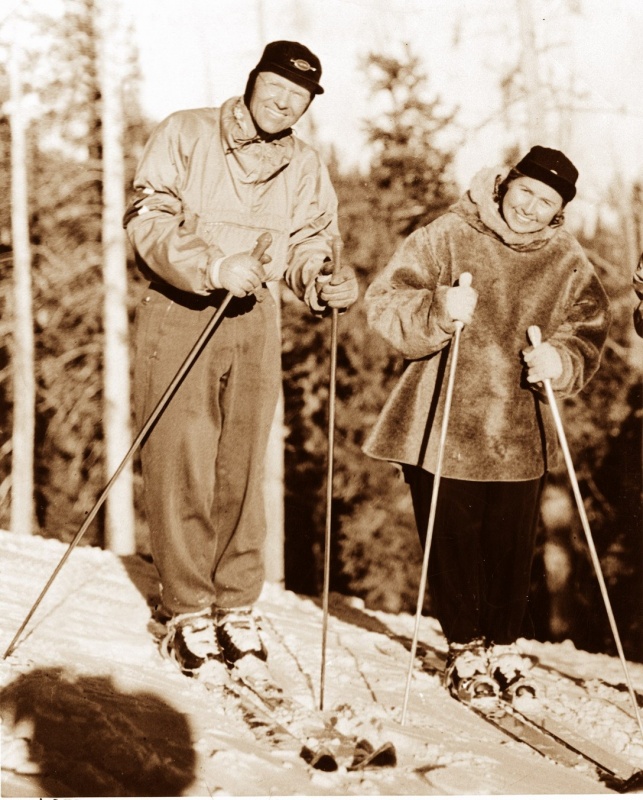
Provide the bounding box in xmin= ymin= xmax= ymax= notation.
xmin=501 ymin=175 xmax=564 ymax=234
xmin=249 ymin=71 xmax=312 ymax=134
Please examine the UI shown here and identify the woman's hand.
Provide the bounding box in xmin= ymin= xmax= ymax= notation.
xmin=445 ymin=283 xmax=478 ymax=325
xmin=523 ymin=341 xmax=563 ymax=383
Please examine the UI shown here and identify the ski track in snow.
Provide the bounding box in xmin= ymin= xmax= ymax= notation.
xmin=0 ymin=529 xmax=641 ymax=797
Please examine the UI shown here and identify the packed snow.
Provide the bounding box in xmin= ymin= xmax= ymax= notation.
xmin=0 ymin=528 xmax=641 ymax=797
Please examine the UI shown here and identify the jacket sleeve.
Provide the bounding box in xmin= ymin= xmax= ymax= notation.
xmin=364 ymin=225 xmax=457 ymax=359
xmin=633 ymin=253 xmax=643 ymax=337
xmin=124 ymin=113 xmax=224 ymax=294
xmin=548 ymin=251 xmax=612 ymax=397
xmin=282 ymin=150 xmax=339 ymax=313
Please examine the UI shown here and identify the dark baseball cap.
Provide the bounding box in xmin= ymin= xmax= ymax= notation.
xmin=252 ymin=40 xmax=324 ymax=95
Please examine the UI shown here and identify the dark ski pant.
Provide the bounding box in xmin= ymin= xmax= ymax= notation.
xmin=403 ymin=466 xmax=544 ymax=646
xmin=134 ymin=284 xmax=281 ymax=616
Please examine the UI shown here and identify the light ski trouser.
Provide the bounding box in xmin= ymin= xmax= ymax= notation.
xmin=403 ymin=467 xmax=544 ymax=646
xmin=134 ymin=284 xmax=281 ymax=615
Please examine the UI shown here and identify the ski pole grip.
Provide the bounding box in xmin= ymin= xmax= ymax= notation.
xmin=453 ymin=272 xmax=473 ymax=332
xmin=252 ymin=231 xmax=272 ymax=260
xmin=331 ymin=237 xmax=343 ymax=280
xmin=528 ymin=325 xmax=542 ymax=348
xmin=320 ymin=236 xmax=343 ymax=282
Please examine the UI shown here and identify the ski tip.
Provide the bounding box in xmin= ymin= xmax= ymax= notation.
xmin=349 ymin=739 xmax=398 ymax=770
xmin=614 ymin=770 xmax=643 ymax=793
xmin=300 ymin=745 xmax=339 ymax=772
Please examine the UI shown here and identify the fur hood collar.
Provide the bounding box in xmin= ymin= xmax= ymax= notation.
xmin=450 ymin=166 xmax=559 ymax=252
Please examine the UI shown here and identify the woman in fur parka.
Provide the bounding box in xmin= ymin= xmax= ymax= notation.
xmin=363 ymin=146 xmax=611 ymax=705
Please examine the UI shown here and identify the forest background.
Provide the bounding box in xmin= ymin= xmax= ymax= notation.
xmin=1 ymin=0 xmax=641 ymax=664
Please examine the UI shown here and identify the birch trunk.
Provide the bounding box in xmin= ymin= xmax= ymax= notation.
xmin=98 ymin=0 xmax=135 ymax=553
xmin=516 ymin=0 xmax=548 ymax=144
xmin=9 ymin=38 xmax=35 ymax=537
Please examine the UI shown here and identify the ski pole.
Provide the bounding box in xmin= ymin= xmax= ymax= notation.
xmin=400 ymin=272 xmax=472 ymax=725
xmin=528 ymin=325 xmax=643 ymax=743
xmin=319 ymin=236 xmax=343 ymax=712
xmin=2 ymin=232 xmax=273 ymax=661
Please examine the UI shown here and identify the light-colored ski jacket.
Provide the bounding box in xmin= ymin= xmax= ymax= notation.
xmin=363 ymin=166 xmax=611 ymax=482
xmin=125 ymin=97 xmax=338 ymax=310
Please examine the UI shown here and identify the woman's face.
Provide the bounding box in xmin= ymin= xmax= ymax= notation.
xmin=501 ymin=175 xmax=564 ymax=234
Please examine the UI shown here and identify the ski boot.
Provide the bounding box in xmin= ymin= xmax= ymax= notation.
xmin=216 ymin=607 xmax=273 ymax=689
xmin=444 ymin=639 xmax=500 ymax=708
xmin=160 ymin=608 xmax=229 ymax=686
xmin=488 ymin=642 xmax=539 ymax=708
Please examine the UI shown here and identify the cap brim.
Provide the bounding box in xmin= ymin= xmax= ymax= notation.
xmin=263 ymin=62 xmax=324 ymax=95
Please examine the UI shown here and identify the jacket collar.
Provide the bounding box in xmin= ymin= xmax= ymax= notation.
xmin=220 ymin=97 xmax=294 ymax=183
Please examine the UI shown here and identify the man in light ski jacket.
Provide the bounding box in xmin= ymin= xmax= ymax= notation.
xmin=124 ymin=41 xmax=358 ymax=682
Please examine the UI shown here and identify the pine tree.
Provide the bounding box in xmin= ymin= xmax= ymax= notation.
xmin=282 ymin=46 xmax=458 ymax=612
xmin=0 ymin=1 xmax=148 ymax=547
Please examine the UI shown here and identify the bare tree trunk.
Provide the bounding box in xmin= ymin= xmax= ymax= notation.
xmin=617 ymin=175 xmax=640 ymax=275
xmin=614 ymin=175 xmax=643 ymax=370
xmin=97 ymin=0 xmax=135 ymax=554
xmin=9 ymin=38 xmax=35 ymax=537
xmin=516 ymin=0 xmax=547 ymax=145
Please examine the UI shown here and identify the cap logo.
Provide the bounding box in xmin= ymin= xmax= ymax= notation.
xmin=290 ymin=58 xmax=317 ymax=72
xmin=550 ymin=169 xmax=558 ymax=175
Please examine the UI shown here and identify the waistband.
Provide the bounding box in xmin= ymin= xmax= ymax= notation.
xmin=149 ymin=282 xmax=271 ymax=315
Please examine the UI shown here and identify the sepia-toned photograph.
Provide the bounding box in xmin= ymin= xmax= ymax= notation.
xmin=1 ymin=0 xmax=642 ymax=796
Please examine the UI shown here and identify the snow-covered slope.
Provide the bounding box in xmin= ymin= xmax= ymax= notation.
xmin=0 ymin=529 xmax=641 ymax=796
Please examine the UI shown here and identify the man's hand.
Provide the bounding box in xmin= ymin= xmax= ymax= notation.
xmin=523 ymin=341 xmax=563 ymax=383
xmin=316 ymin=266 xmax=359 ymax=309
xmin=217 ymin=251 xmax=271 ymax=297
xmin=445 ymin=283 xmax=478 ymax=325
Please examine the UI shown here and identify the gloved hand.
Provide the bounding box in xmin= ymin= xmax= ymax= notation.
xmin=316 ymin=266 xmax=359 ymax=309
xmin=522 ymin=341 xmax=563 ymax=383
xmin=445 ymin=283 xmax=478 ymax=325
xmin=217 ymin=251 xmax=272 ymax=297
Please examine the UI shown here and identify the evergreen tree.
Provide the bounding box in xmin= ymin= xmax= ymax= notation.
xmin=0 ymin=1 xmax=149 ymax=545
xmin=527 ymin=200 xmax=643 ymax=661
xmin=363 ymin=44 xmax=457 ymax=237
xmin=282 ymin=47 xmax=458 ymax=612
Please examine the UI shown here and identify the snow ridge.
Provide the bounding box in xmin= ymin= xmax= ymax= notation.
xmin=1 ymin=530 xmax=641 ymax=796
